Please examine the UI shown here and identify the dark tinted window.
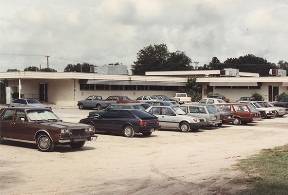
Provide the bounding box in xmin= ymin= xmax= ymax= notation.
xmin=119 ymin=110 xmax=135 ymax=118
xmin=102 ymin=110 xmax=118 ymax=118
xmin=26 ymin=99 xmax=41 ymax=104
xmin=130 ymin=110 xmax=155 ymax=119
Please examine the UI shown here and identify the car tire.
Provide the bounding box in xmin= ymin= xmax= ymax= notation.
xmin=179 ymin=122 xmax=190 ymax=132
xmin=78 ymin=104 xmax=84 ymax=110
xmin=123 ymin=125 xmax=135 ymax=137
xmin=96 ymin=104 xmax=102 ymax=110
xmin=70 ymin=141 xmax=85 ymax=149
xmin=233 ymin=118 xmax=241 ymax=125
xmin=217 ymin=123 xmax=223 ymax=127
xmin=37 ymin=134 xmax=54 ymax=152
xmin=191 ymin=128 xmax=199 ymax=132
xmin=142 ymin=132 xmax=152 ymax=136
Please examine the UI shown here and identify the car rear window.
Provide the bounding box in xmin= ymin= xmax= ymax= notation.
xmin=130 ymin=110 xmax=156 ymax=119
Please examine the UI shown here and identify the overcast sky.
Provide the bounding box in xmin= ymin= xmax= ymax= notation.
xmin=1 ymin=0 xmax=288 ymax=72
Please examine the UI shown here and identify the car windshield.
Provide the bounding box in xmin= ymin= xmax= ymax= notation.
xmin=206 ymin=105 xmax=217 ymax=113
xmin=252 ymin=102 xmax=262 ymax=108
xmin=171 ymin=107 xmax=186 ymax=115
xmin=27 ymin=110 xmax=60 ymax=121
xmin=246 ymin=104 xmax=257 ymax=112
xmin=120 ymin=96 xmax=131 ymax=100
xmin=26 ymin=99 xmax=41 ymax=104
xmin=264 ymin=102 xmax=273 ymax=107
xmin=150 ymin=96 xmax=159 ymax=100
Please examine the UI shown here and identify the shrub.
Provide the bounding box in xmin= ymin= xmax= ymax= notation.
xmin=251 ymin=92 xmax=263 ymax=101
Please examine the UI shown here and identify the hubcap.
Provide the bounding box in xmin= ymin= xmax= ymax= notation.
xmin=39 ymin=136 xmax=50 ymax=149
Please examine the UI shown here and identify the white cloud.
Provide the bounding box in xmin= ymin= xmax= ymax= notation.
xmin=0 ymin=0 xmax=287 ymax=72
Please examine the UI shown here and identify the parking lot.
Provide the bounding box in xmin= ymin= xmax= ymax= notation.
xmin=1 ymin=107 xmax=288 ymax=194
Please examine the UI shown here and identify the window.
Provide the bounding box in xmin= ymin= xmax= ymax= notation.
xmin=2 ymin=109 xmax=14 ymax=120
xmin=15 ymin=110 xmax=26 ymax=121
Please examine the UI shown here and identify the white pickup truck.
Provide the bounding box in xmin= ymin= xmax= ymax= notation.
xmin=171 ymin=93 xmax=192 ymax=104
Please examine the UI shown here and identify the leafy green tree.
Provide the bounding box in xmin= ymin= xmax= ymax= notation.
xmin=39 ymin=68 xmax=57 ymax=72
xmin=251 ymin=92 xmax=264 ymax=101
xmin=24 ymin=66 xmax=39 ymax=71
xmin=185 ymin=77 xmax=201 ymax=101
xmin=64 ymin=63 xmax=93 ymax=73
xmin=277 ymin=60 xmax=288 ymax=71
xmin=277 ymin=92 xmax=288 ymax=101
xmin=7 ymin=69 xmax=19 ymax=72
xmin=204 ymin=54 xmax=276 ymax=76
xmin=132 ymin=44 xmax=193 ymax=75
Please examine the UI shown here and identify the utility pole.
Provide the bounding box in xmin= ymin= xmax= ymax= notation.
xmin=45 ymin=56 xmax=50 ymax=68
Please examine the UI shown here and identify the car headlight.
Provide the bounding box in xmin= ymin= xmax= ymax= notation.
xmin=61 ymin=128 xmax=70 ymax=134
xmin=86 ymin=127 xmax=95 ymax=133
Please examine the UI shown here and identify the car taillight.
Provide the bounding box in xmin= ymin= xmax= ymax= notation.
xmin=139 ymin=121 xmax=148 ymax=126
xmin=156 ymin=120 xmax=159 ymax=125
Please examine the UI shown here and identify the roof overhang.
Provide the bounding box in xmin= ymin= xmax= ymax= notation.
xmin=81 ymin=79 xmax=186 ymax=86
xmin=283 ymin=82 xmax=288 ymax=86
xmin=210 ymin=82 xmax=258 ymax=86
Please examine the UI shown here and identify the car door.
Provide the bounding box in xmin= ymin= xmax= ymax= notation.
xmin=159 ymin=107 xmax=178 ymax=129
xmin=0 ymin=109 xmax=15 ymax=138
xmin=96 ymin=110 xmax=117 ymax=131
xmin=10 ymin=110 xmax=32 ymax=140
xmin=113 ymin=110 xmax=136 ymax=132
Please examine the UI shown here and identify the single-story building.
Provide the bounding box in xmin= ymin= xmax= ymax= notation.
xmin=0 ymin=69 xmax=287 ymax=106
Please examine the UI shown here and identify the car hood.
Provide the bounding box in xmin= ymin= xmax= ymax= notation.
xmin=39 ymin=121 xmax=90 ymax=128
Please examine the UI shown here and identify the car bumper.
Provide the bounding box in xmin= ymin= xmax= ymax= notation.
xmin=136 ymin=125 xmax=161 ymax=133
xmin=58 ymin=135 xmax=97 ymax=143
xmin=189 ymin=121 xmax=207 ymax=128
xmin=207 ymin=120 xmax=222 ymax=126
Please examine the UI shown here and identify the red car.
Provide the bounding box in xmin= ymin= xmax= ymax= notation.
xmin=217 ymin=103 xmax=262 ymax=125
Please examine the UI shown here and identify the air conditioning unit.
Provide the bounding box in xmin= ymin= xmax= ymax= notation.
xmin=269 ymin=69 xmax=287 ymax=77
xmin=220 ymin=68 xmax=239 ymax=77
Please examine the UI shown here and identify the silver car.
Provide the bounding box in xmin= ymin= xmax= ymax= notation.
xmin=8 ymin=98 xmax=52 ymax=110
xmin=146 ymin=106 xmax=207 ymax=132
xmin=256 ymin=101 xmax=286 ymax=117
xmin=179 ymin=104 xmax=222 ymax=127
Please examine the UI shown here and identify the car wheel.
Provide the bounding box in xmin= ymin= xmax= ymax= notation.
xmin=37 ymin=134 xmax=54 ymax=152
xmin=233 ymin=118 xmax=241 ymax=125
xmin=179 ymin=122 xmax=190 ymax=132
xmin=191 ymin=128 xmax=199 ymax=132
xmin=96 ymin=104 xmax=102 ymax=110
xmin=123 ymin=125 xmax=135 ymax=137
xmin=142 ymin=132 xmax=152 ymax=136
xmin=70 ymin=141 xmax=85 ymax=149
xmin=217 ymin=123 xmax=223 ymax=127
xmin=78 ymin=104 xmax=84 ymax=109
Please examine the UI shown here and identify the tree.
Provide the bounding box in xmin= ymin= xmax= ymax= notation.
xmin=251 ymin=92 xmax=263 ymax=101
xmin=185 ymin=77 xmax=201 ymax=101
xmin=64 ymin=63 xmax=93 ymax=73
xmin=39 ymin=68 xmax=57 ymax=72
xmin=277 ymin=60 xmax=288 ymax=71
xmin=24 ymin=66 xmax=39 ymax=71
xmin=132 ymin=44 xmax=193 ymax=75
xmin=7 ymin=69 xmax=19 ymax=72
xmin=204 ymin=54 xmax=277 ymax=76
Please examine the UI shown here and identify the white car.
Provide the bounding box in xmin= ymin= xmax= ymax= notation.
xmin=238 ymin=101 xmax=277 ymax=118
xmin=256 ymin=101 xmax=286 ymax=117
xmin=199 ymin=98 xmax=226 ymax=104
xmin=8 ymin=98 xmax=52 ymax=110
xmin=146 ymin=106 xmax=207 ymax=132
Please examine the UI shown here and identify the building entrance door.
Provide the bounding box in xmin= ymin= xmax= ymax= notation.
xmin=39 ymin=83 xmax=48 ymax=102
xmin=268 ymin=86 xmax=279 ymax=101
